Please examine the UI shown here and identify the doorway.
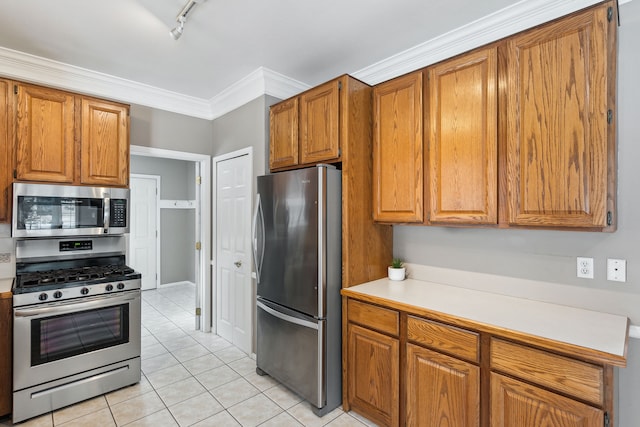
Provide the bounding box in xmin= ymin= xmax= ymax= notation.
xmin=130 ymin=145 xmax=212 ymax=331
xmin=213 ymin=147 xmax=253 ymax=354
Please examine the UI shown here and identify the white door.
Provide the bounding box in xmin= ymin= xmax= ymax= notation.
xmin=216 ymin=154 xmax=252 ymax=353
xmin=130 ymin=175 xmax=159 ymax=291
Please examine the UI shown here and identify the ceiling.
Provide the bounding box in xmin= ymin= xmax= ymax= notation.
xmin=0 ymin=0 xmax=616 ymax=119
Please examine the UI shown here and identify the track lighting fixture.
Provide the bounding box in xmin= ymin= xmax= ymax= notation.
xmin=169 ymin=0 xmax=202 ymax=40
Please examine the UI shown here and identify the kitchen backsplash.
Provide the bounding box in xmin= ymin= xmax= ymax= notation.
xmin=0 ymin=235 xmax=15 ymax=279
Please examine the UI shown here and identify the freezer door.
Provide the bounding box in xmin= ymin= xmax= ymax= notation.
xmin=256 ymin=299 xmax=324 ymax=409
xmin=256 ymin=167 xmax=320 ymax=316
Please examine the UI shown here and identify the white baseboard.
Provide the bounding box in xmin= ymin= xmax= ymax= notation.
xmin=160 ymin=281 xmax=196 ymax=288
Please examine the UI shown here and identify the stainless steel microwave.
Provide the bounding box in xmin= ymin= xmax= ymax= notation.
xmin=12 ymin=183 xmax=129 ymax=238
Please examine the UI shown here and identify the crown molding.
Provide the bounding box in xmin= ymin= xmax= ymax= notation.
xmin=0 ymin=0 xmax=631 ymax=120
xmin=353 ymin=0 xmax=622 ymax=85
xmin=208 ymin=67 xmax=310 ymax=120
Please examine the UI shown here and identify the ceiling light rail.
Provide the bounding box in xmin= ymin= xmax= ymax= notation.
xmin=169 ymin=0 xmax=205 ymax=40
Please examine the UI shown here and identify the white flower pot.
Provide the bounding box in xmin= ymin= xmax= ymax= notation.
xmin=388 ymin=267 xmax=406 ymax=281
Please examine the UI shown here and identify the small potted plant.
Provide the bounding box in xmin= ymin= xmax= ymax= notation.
xmin=388 ymin=258 xmax=406 ymax=281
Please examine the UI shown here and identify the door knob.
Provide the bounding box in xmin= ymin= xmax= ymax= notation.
xmin=234 ymin=261 xmax=242 ymax=268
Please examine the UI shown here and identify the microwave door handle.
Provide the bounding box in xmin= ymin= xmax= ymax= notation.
xmin=103 ymin=193 xmax=110 ymax=234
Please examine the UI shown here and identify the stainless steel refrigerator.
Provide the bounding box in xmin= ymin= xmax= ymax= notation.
xmin=253 ymin=165 xmax=342 ymax=416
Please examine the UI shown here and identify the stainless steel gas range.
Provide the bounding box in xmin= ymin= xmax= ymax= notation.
xmin=12 ymin=236 xmax=141 ymax=423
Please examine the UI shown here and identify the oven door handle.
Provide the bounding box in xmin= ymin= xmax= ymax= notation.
xmin=14 ymin=292 xmax=138 ymax=318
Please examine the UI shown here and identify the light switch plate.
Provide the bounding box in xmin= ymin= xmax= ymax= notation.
xmin=607 ymin=259 xmax=626 ymax=282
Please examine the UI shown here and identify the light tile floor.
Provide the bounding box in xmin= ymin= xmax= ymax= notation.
xmin=1 ymin=283 xmax=377 ymax=427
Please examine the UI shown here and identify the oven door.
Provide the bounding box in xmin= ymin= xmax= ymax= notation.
xmin=13 ymin=290 xmax=141 ymax=391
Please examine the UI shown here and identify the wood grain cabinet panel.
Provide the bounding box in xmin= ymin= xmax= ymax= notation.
xmin=269 ymin=98 xmax=299 ymax=170
xmin=505 ymin=2 xmax=616 ymax=229
xmin=15 ymin=83 xmax=75 ymax=183
xmin=0 ymin=80 xmax=10 ymax=223
xmin=407 ymin=315 xmax=479 ymax=362
xmin=490 ymin=338 xmax=604 ymax=405
xmin=299 ymin=80 xmax=340 ymax=165
xmin=491 ymin=372 xmax=602 ymax=427
xmin=373 ymin=71 xmax=423 ymax=223
xmin=427 ymin=47 xmax=498 ymax=224
xmin=406 ymin=343 xmax=479 ymax=427
xmin=348 ymin=300 xmax=399 ymax=336
xmin=347 ymin=323 xmax=399 ymax=427
xmin=80 ymin=98 xmax=129 ymax=186
xmin=0 ymin=296 xmax=12 ymax=417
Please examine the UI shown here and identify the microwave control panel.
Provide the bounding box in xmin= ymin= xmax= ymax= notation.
xmin=110 ymin=199 xmax=127 ymax=227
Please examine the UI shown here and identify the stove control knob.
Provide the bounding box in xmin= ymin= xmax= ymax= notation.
xmin=80 ymin=287 xmax=89 ymax=295
xmin=117 ymin=283 xmax=125 ymax=290
xmin=105 ymin=284 xmax=114 ymax=292
xmin=38 ymin=293 xmax=48 ymax=301
xmin=53 ymin=291 xmax=63 ymax=299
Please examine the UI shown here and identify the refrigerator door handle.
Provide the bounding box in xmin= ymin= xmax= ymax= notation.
xmin=252 ymin=193 xmax=265 ymax=284
xmin=257 ymin=301 xmax=319 ymax=330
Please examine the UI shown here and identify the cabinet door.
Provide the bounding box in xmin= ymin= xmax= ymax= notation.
xmin=299 ymin=79 xmax=340 ymax=165
xmin=15 ymin=84 xmax=75 ymax=183
xmin=406 ymin=343 xmax=479 ymax=427
xmin=80 ymin=98 xmax=129 ymax=186
xmin=373 ymin=72 xmax=423 ymax=222
xmin=505 ymin=4 xmax=614 ymax=228
xmin=427 ymin=47 xmax=497 ymax=224
xmin=269 ymin=98 xmax=299 ymax=170
xmin=0 ymin=80 xmax=10 ymax=223
xmin=348 ymin=323 xmax=399 ymax=427
xmin=0 ymin=297 xmax=11 ymax=417
xmin=491 ymin=373 xmax=602 ymax=427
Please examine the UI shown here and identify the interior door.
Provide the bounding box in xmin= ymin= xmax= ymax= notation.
xmin=129 ymin=175 xmax=159 ymax=291
xmin=216 ymin=154 xmax=252 ymax=354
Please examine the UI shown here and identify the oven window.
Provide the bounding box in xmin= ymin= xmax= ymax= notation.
xmin=31 ymin=304 xmax=129 ymax=366
xmin=17 ymin=196 xmax=104 ymax=230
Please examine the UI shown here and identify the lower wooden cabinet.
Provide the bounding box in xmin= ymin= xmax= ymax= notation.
xmin=0 ymin=295 xmax=12 ymax=417
xmin=491 ymin=373 xmax=603 ymax=427
xmin=346 ymin=323 xmax=399 ymax=427
xmin=406 ymin=344 xmax=479 ymax=427
xmin=342 ymin=296 xmax=619 ymax=427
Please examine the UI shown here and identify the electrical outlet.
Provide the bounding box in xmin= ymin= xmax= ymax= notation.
xmin=607 ymin=259 xmax=626 ymax=282
xmin=577 ymin=257 xmax=594 ymax=279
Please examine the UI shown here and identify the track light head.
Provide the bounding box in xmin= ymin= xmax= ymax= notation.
xmin=169 ymin=18 xmax=185 ymax=40
xmin=169 ymin=0 xmax=202 ymax=41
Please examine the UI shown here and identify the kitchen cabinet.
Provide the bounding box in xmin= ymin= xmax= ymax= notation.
xmin=426 ymin=47 xmax=498 ymax=224
xmin=14 ymin=81 xmax=130 ymax=187
xmin=373 ymin=71 xmax=423 ymax=223
xmin=0 ymin=79 xmax=10 ymax=223
xmin=15 ymin=83 xmax=76 ymax=183
xmin=341 ymin=285 xmax=624 ymax=427
xmin=504 ymin=1 xmax=617 ymax=230
xmin=269 ymin=77 xmax=341 ymax=171
xmin=344 ymin=299 xmax=399 ymax=427
xmin=269 ymin=74 xmax=393 ymax=288
xmin=406 ymin=316 xmax=480 ymax=427
xmin=0 ymin=291 xmax=11 ymax=417
xmin=269 ymin=98 xmax=299 ymax=170
xmin=80 ymin=97 xmax=129 ymax=186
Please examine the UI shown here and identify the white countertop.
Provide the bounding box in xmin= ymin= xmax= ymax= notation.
xmin=345 ymin=278 xmax=629 ymax=359
xmin=0 ymin=277 xmax=13 ymax=298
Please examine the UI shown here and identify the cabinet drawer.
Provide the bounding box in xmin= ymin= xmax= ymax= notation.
xmin=490 ymin=338 xmax=603 ymax=405
xmin=407 ymin=316 xmax=479 ymax=363
xmin=348 ymin=299 xmax=399 ymax=337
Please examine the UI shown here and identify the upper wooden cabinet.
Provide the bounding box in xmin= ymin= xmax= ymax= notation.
xmin=299 ymin=80 xmax=340 ymax=164
xmin=373 ymin=71 xmax=423 ymax=223
xmin=15 ymin=83 xmax=76 ymax=183
xmin=0 ymin=80 xmax=10 ymax=224
xmin=80 ymin=97 xmax=129 ymax=186
xmin=504 ymin=2 xmax=617 ymax=230
xmin=13 ymin=82 xmax=130 ymax=187
xmin=269 ymin=77 xmax=342 ymax=171
xmin=269 ymin=98 xmax=299 ymax=170
xmin=426 ymin=47 xmax=498 ymax=225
